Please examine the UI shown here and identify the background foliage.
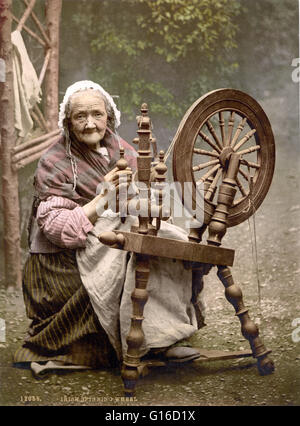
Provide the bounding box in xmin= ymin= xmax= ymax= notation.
xmin=67 ymin=0 xmax=242 ymax=122
xmin=59 ymin=0 xmax=298 ymax=127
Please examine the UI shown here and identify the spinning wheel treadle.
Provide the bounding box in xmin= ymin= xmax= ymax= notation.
xmin=172 ymin=88 xmax=275 ymax=226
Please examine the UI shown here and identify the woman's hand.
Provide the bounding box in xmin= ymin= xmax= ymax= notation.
xmin=82 ymin=167 xmax=133 ymax=224
xmin=103 ymin=166 xmax=132 ymax=191
xmin=102 ymin=167 xmax=133 ymax=205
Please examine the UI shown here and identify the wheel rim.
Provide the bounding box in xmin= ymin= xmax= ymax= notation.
xmin=172 ymin=89 xmax=275 ymax=227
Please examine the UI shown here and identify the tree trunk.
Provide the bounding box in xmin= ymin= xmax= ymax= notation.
xmin=0 ymin=0 xmax=22 ymax=288
xmin=44 ymin=0 xmax=62 ymax=130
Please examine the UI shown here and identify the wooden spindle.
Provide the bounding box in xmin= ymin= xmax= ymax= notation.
xmin=240 ymin=159 xmax=260 ymax=169
xmin=204 ymin=168 xmax=222 ymax=201
xmin=206 ymin=120 xmax=223 ymax=150
xmin=122 ymin=103 xmax=153 ymax=396
xmin=219 ymin=111 xmax=225 ymax=146
xmin=226 ymin=111 xmax=235 ymax=146
xmin=116 ymin=146 xmax=128 ymax=171
xmin=116 ymin=147 xmax=129 ymax=218
xmin=193 ymin=159 xmax=219 ymax=172
xmin=233 ymin=129 xmax=256 ymax=152
xmin=193 ymin=148 xmax=219 ymax=158
xmin=199 ymin=131 xmax=221 ymax=153
xmin=196 ymin=164 xmax=221 ymax=185
xmin=230 ymin=117 xmax=247 ymax=148
xmin=238 ymin=145 xmax=260 ymax=157
xmin=153 ymin=150 xmax=168 ymax=231
xmin=235 ymin=175 xmax=248 ymax=197
xmin=135 ymin=103 xmax=152 ymax=234
xmin=238 ymin=167 xmax=250 ymax=181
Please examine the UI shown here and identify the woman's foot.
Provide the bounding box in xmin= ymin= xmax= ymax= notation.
xmin=163 ymin=346 xmax=201 ymax=363
xmin=144 ymin=345 xmax=201 ymax=363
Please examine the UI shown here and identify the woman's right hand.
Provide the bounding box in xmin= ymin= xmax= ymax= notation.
xmin=103 ymin=166 xmax=132 ymax=195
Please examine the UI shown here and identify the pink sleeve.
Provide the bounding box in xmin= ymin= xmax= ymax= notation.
xmin=36 ymin=196 xmax=94 ymax=249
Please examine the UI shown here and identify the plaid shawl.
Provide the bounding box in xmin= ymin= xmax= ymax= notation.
xmin=34 ymin=129 xmax=137 ymax=206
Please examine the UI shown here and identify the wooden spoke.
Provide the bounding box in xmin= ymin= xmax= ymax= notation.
xmin=205 ymin=168 xmax=222 ymax=200
xmin=238 ymin=145 xmax=260 ymax=156
xmin=233 ymin=129 xmax=256 ymax=152
xmin=199 ymin=131 xmax=221 ymax=153
xmin=193 ymin=159 xmax=219 ymax=172
xmin=240 ymin=159 xmax=261 ymax=169
xmin=226 ymin=111 xmax=235 ymax=146
xmin=219 ymin=111 xmax=226 ymax=146
xmin=193 ymin=148 xmax=219 ymax=158
xmin=238 ymin=167 xmax=250 ymax=181
xmin=196 ymin=164 xmax=221 ymax=185
xmin=235 ymin=175 xmax=249 ymax=197
xmin=206 ymin=120 xmax=223 ymax=150
xmin=230 ymin=117 xmax=247 ymax=148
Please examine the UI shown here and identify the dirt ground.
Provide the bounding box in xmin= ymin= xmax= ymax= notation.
xmin=0 ymin=103 xmax=299 ymax=407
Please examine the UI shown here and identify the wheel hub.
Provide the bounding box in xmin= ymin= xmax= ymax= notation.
xmin=219 ymin=146 xmax=234 ymax=168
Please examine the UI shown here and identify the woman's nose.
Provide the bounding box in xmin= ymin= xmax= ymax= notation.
xmin=85 ymin=116 xmax=96 ymax=128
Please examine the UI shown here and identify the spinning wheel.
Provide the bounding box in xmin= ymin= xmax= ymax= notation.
xmin=172 ymin=88 xmax=275 ymax=227
xmin=99 ymin=90 xmax=276 ymax=397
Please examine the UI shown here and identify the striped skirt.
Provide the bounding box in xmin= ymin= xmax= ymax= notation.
xmin=14 ymin=250 xmax=118 ymax=368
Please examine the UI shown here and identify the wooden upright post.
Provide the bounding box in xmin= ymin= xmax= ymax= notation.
xmin=44 ymin=0 xmax=61 ymax=130
xmin=122 ymin=104 xmax=153 ymax=396
xmin=0 ymin=0 xmax=22 ymax=288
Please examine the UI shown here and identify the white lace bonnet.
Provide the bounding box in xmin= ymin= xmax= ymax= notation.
xmin=58 ymin=80 xmax=121 ymax=132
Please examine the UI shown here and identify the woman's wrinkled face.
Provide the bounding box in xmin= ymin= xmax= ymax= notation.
xmin=69 ymin=89 xmax=108 ymax=149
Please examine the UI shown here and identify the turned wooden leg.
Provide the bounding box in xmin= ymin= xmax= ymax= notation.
xmin=121 ymin=254 xmax=150 ymax=396
xmin=217 ymin=265 xmax=274 ymax=375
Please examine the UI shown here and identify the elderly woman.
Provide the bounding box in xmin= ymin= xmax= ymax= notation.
xmin=14 ymin=81 xmax=203 ymax=372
